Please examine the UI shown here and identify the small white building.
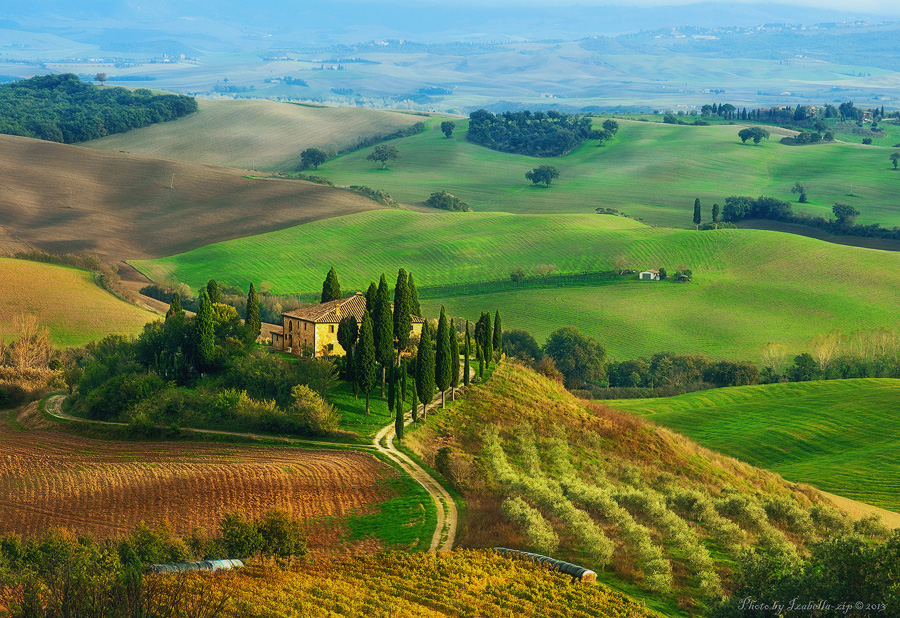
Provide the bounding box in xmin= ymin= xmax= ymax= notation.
xmin=639 ymin=270 xmax=660 ymax=281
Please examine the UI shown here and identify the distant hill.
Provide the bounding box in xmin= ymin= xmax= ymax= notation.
xmin=86 ymin=99 xmax=428 ymax=172
xmin=0 ymin=258 xmax=155 ymax=347
xmin=0 ymin=134 xmax=386 ymax=262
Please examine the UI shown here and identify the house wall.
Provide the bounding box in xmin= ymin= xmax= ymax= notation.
xmin=315 ymin=322 xmax=340 ymax=356
xmin=282 ymin=317 xmax=315 ymax=355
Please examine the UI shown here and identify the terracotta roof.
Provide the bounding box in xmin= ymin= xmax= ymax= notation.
xmin=283 ymin=292 xmax=424 ymax=325
xmin=641 ymin=269 xmax=660 ymax=274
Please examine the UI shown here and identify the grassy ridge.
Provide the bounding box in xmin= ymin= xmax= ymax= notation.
xmin=133 ymin=210 xmax=900 ymax=360
xmin=0 ymin=258 xmax=156 ymax=347
xmin=307 ymin=118 xmax=900 ymax=227
xmin=87 ymin=99 xmax=426 ymax=172
xmin=609 ymin=379 xmax=900 ymax=511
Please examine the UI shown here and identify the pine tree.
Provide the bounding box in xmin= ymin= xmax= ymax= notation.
xmin=416 ymin=321 xmax=435 ymax=418
xmin=492 ymin=310 xmax=502 ymax=360
xmin=194 ymin=290 xmax=215 ymax=370
xmin=245 ymin=283 xmax=261 ymax=341
xmin=365 ymin=282 xmax=378 ymax=313
xmin=435 ymin=307 xmax=451 ymax=408
xmin=166 ymin=291 xmax=182 ymax=319
xmin=206 ymin=279 xmax=220 ymax=304
xmin=463 ymin=321 xmax=471 ymax=387
xmin=408 ymin=272 xmax=421 ymax=316
xmin=355 ymin=311 xmax=377 ymax=414
xmin=393 ymin=268 xmax=412 ymax=354
xmin=450 ymin=318 xmax=460 ymax=400
xmin=320 ymin=267 xmax=341 ymax=303
xmin=693 ymin=198 xmax=701 ymax=229
xmin=374 ymin=274 xmax=394 ymax=396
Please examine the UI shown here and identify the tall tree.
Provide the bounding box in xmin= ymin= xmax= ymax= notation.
xmin=410 ymin=362 xmax=418 ymax=423
xmin=692 ymin=198 xmax=701 ymax=229
xmin=450 ymin=319 xmax=460 ymax=400
xmin=483 ymin=312 xmax=493 ymax=365
xmin=407 ymin=273 xmax=421 ymax=316
xmin=355 ymin=311 xmax=377 ymax=414
xmin=365 ymin=282 xmax=378 ymax=313
xmin=416 ymin=321 xmax=435 ymax=418
xmin=366 ymin=144 xmax=400 ymax=169
xmin=373 ymin=274 xmax=394 ymax=395
xmin=440 ymin=121 xmax=456 ymax=138
xmin=394 ymin=367 xmax=404 ymax=442
xmin=712 ymin=203 xmax=720 ymax=228
xmin=387 ymin=362 xmax=397 ymax=416
xmin=543 ymin=326 xmax=607 ymax=390
xmin=206 ymin=279 xmax=220 ymax=304
xmin=337 ymin=315 xmax=359 ymax=380
xmin=435 ymin=307 xmax=452 ymax=408
xmin=463 ymin=321 xmax=471 ymax=387
xmin=194 ymin=290 xmax=215 ymax=370
xmin=400 ymin=360 xmax=408 ymax=415
xmin=300 ymin=147 xmax=328 ymax=170
xmin=166 ymin=291 xmax=182 ymax=319
xmin=492 ymin=310 xmax=502 ymax=361
xmin=393 ymin=268 xmax=412 ymax=356
xmin=476 ymin=340 xmax=484 ymax=379
xmin=321 ymin=267 xmax=341 ymax=303
xmin=245 ymin=283 xmax=261 ymax=341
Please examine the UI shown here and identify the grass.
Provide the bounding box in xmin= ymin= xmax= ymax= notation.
xmin=344 ymin=472 xmax=436 ymax=552
xmin=301 ymin=117 xmax=900 ymax=228
xmin=608 ymin=379 xmax=900 ymax=512
xmin=327 ymin=379 xmax=415 ymax=440
xmin=133 ymin=210 xmax=900 ymax=361
xmin=86 ymin=99 xmax=426 ymax=172
xmin=0 ymin=258 xmax=156 ymax=347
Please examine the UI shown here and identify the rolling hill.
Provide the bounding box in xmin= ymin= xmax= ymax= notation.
xmin=0 ymin=258 xmax=156 ymax=347
xmin=132 ymin=209 xmax=900 ymax=361
xmin=0 ymin=134 xmax=386 ymax=262
xmin=607 ymin=379 xmax=900 ymax=512
xmin=305 ymin=117 xmax=900 ymax=228
xmin=85 ymin=99 xmax=429 ymax=172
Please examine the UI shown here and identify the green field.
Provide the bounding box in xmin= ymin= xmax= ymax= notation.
xmin=132 ymin=209 xmax=900 ymax=361
xmin=86 ymin=98 xmax=426 ymax=172
xmin=0 ymin=258 xmax=157 ymax=347
xmin=609 ymin=379 xmax=900 ymax=511
xmin=305 ymin=117 xmax=900 ymax=228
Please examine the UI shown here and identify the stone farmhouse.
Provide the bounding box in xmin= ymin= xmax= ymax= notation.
xmin=639 ymin=269 xmax=660 ymax=281
xmin=272 ymin=292 xmax=425 ymax=357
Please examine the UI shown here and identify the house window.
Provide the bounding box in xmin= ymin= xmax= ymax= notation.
xmin=289 ymin=335 xmax=293 ymax=347
xmin=288 ymin=321 xmax=292 ymax=332
xmin=327 ymin=343 xmax=334 ymax=352
xmin=304 ymin=322 xmax=307 ymax=330
xmin=329 ymin=325 xmax=335 ymax=333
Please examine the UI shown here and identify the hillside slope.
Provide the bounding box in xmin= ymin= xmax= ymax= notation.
xmin=406 ymin=362 xmax=894 ymax=614
xmin=0 ymin=134 xmax=384 ymax=261
xmin=86 ymin=99 xmax=427 ymax=172
xmin=0 ymin=258 xmax=156 ymax=347
xmin=133 ymin=210 xmax=900 ymax=360
xmin=608 ymin=379 xmax=900 ymax=512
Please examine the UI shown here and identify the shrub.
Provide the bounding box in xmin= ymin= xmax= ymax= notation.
xmin=500 ymin=497 xmax=559 ymax=555
xmin=290 ymin=384 xmax=341 ymax=435
xmin=220 ymin=513 xmax=264 ymax=559
xmin=257 ymin=509 xmax=308 ymax=560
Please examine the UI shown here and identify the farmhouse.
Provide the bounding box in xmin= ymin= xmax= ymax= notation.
xmin=639 ymin=270 xmax=660 ymax=281
xmin=271 ymin=292 xmax=425 ymax=357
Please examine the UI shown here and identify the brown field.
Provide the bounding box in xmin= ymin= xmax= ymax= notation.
xmin=0 ymin=134 xmax=384 ymax=262
xmin=0 ymin=258 xmax=157 ymax=347
xmin=0 ymin=420 xmax=394 ymax=549
xmin=86 ymin=99 xmax=426 ymax=172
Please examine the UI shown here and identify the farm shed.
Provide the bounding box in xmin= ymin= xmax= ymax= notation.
xmin=147 ymin=559 xmax=244 ymax=574
xmin=639 ymin=270 xmax=660 ymax=281
xmin=493 ymin=547 xmax=597 ymax=582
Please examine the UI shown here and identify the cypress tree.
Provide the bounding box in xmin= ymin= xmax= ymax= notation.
xmin=463 ymin=321 xmax=471 ymax=387
xmin=492 ymin=310 xmax=502 ymax=360
xmin=393 ymin=268 xmax=412 ymax=355
xmin=476 ymin=341 xmax=484 ymax=379
xmin=206 ymin=279 xmax=220 ymax=304
xmin=394 ymin=375 xmax=404 ymax=442
xmin=365 ymin=282 xmax=377 ymax=313
xmin=355 ymin=310 xmax=377 ymax=414
xmin=374 ymin=274 xmax=394 ymax=396
xmin=693 ymin=198 xmax=701 ymax=229
xmin=712 ymin=203 xmax=720 ymax=229
xmin=416 ymin=321 xmax=435 ymax=419
xmin=450 ymin=318 xmax=460 ymax=400
xmin=410 ymin=362 xmax=418 ymax=423
xmin=435 ymin=307 xmax=451 ymax=408
xmin=166 ymin=291 xmax=182 ymax=319
xmin=337 ymin=315 xmax=358 ymax=380
xmin=408 ymin=272 xmax=421 ymax=316
xmin=245 ymin=283 xmax=261 ymax=341
xmin=483 ymin=312 xmax=493 ymax=365
xmin=401 ymin=359 xmax=408 ymax=408
xmin=320 ymin=267 xmax=341 ymax=303
xmin=194 ymin=290 xmax=215 ymax=370
xmin=388 ymin=362 xmax=397 ymax=415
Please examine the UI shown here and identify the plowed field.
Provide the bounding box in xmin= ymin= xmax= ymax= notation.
xmin=0 ymin=424 xmax=392 ymax=548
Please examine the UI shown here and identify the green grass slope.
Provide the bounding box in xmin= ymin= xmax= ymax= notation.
xmin=133 ymin=210 xmax=900 ymax=361
xmin=609 ymin=379 xmax=900 ymax=512
xmin=0 ymin=258 xmax=156 ymax=347
xmin=307 ymin=118 xmax=900 ymax=228
xmin=86 ymin=99 xmax=426 ymax=172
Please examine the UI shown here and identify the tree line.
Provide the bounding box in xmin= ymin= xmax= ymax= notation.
xmin=0 ymin=73 xmax=197 ymax=143
xmin=466 ymin=109 xmax=615 ymax=157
